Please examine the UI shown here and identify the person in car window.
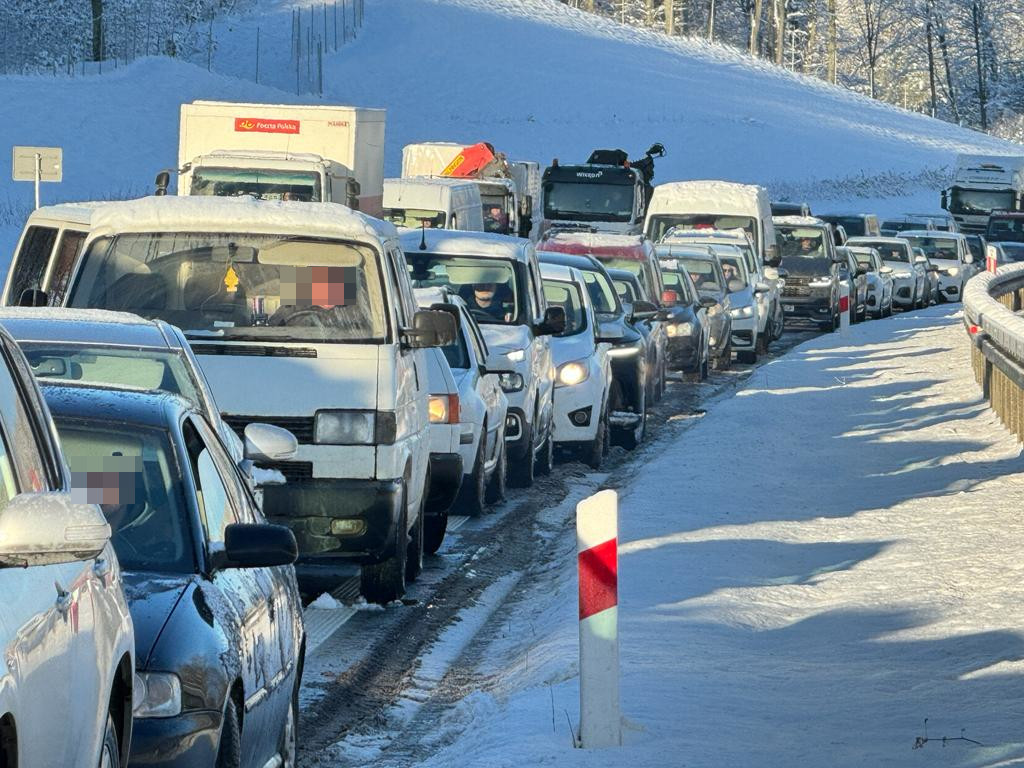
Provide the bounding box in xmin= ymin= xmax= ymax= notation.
xmin=463 ymin=282 xmax=511 ymax=322
xmin=799 ymin=237 xmax=820 ymax=255
xmin=721 ymin=262 xmax=739 ymax=282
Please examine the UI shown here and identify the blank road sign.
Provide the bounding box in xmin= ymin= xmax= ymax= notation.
xmin=12 ymin=146 xmax=62 ymax=182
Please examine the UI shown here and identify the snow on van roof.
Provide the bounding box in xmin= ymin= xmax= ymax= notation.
xmin=773 ymin=215 xmax=827 ymax=227
xmin=847 ymin=236 xmax=912 ymax=245
xmin=28 ymin=200 xmax=113 ymax=225
xmin=399 ymin=229 xmax=531 ymax=260
xmin=387 ymin=176 xmax=480 ymax=188
xmin=86 ymin=196 xmax=393 ymax=241
xmin=647 ymin=180 xmax=767 ymax=216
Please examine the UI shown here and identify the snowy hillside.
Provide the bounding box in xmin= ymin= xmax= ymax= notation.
xmin=0 ymin=0 xmax=1019 ymax=256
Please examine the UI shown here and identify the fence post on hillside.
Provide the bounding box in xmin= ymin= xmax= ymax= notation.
xmin=577 ymin=489 xmax=621 ymax=749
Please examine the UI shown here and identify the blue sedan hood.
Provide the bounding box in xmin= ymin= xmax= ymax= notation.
xmin=123 ymin=570 xmax=195 ymax=669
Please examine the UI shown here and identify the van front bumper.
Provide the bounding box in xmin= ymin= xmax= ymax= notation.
xmin=262 ymin=477 xmax=404 ymax=566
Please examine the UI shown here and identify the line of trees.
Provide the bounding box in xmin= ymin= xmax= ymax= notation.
xmin=563 ymin=0 xmax=1024 ymax=141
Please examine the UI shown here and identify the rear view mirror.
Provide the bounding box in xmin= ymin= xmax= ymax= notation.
xmin=765 ymin=243 xmax=780 ymax=267
xmin=536 ymin=306 xmax=566 ymax=336
xmin=223 ymin=523 xmax=298 ymax=569
xmin=0 ymin=492 xmax=110 ymax=567
xmin=244 ymin=423 xmax=298 ymax=463
xmin=404 ymin=309 xmax=458 ymax=348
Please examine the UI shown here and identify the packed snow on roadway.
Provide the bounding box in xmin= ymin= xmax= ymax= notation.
xmin=386 ymin=305 xmax=1024 ymax=768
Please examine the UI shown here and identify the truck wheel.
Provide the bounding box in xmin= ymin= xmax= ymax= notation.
xmin=360 ymin=492 xmax=408 ymax=604
xmin=484 ymin=439 xmax=507 ymax=504
xmin=508 ymin=423 xmax=535 ymax=488
xmin=405 ymin=500 xmax=425 ymax=583
xmin=456 ymin=436 xmax=487 ymax=516
xmin=424 ymin=511 xmax=447 ymax=556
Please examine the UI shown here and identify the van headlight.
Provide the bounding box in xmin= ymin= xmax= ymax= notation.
xmin=729 ymin=305 xmax=754 ymax=319
xmin=498 ymin=372 xmax=524 ymax=392
xmin=894 ymin=270 xmax=912 ymax=279
xmin=946 ymin=266 xmax=960 ymax=276
xmin=134 ymin=672 xmax=181 ymax=718
xmin=556 ymin=360 xmax=589 ymax=387
xmin=315 ymin=410 xmax=396 ymax=445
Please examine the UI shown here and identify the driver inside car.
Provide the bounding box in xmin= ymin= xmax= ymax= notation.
xmin=269 ymin=265 xmax=363 ymax=328
xmin=461 ymin=282 xmax=512 ymax=322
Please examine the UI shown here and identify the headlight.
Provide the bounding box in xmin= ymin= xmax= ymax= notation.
xmin=133 ymin=672 xmax=181 ymax=718
xmin=946 ymin=266 xmax=960 ymax=276
xmin=666 ymin=322 xmax=694 ymax=337
xmin=314 ymin=410 xmax=395 ymax=445
xmin=505 ymin=349 xmax=526 ymax=363
xmin=498 ymin=372 xmax=524 ymax=392
xmin=894 ymin=270 xmax=912 ymax=279
xmin=729 ymin=305 xmax=754 ymax=319
xmin=807 ymin=279 xmax=832 ymax=288
xmin=556 ymin=360 xmax=589 ymax=387
xmin=428 ymin=394 xmax=459 ymax=424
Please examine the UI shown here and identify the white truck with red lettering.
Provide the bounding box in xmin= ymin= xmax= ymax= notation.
xmin=169 ymin=100 xmax=386 ymax=215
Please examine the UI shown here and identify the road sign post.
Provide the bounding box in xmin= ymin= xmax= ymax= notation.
xmin=577 ymin=489 xmax=621 ymax=749
xmin=12 ymin=146 xmax=62 ymax=210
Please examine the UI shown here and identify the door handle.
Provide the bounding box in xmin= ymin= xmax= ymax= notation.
xmin=93 ymin=557 xmax=111 ymax=584
xmin=54 ymin=582 xmax=72 ymax=617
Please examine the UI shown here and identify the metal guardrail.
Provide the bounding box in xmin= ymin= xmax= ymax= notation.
xmin=962 ymin=263 xmax=1024 ymax=441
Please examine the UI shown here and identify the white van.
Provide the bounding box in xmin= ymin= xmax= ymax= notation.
xmin=645 ymin=181 xmax=780 ymax=266
xmin=3 ymin=196 xmax=456 ymax=604
xmin=382 ymin=177 xmax=485 ymax=232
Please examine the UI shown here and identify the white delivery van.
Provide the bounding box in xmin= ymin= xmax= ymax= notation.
xmin=5 ymin=196 xmax=455 ymax=604
xmin=645 ymin=181 xmax=779 ymax=266
xmin=174 ymin=100 xmax=386 ymax=215
xmin=382 ymin=177 xmax=485 ymax=231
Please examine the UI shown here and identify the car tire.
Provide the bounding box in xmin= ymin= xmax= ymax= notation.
xmin=278 ymin=685 xmax=298 ymax=768
xmin=535 ymin=424 xmax=554 ymax=476
xmin=360 ymin=489 xmax=408 ymax=604
xmin=738 ymin=349 xmax=757 ymax=364
xmin=405 ymin=500 xmax=425 ymax=583
xmin=619 ymin=388 xmax=646 ymax=451
xmin=216 ymin=696 xmax=242 ymax=768
xmin=98 ymin=711 xmax=120 ymax=768
xmin=456 ymin=435 xmax=488 ymax=517
xmin=484 ymin=437 xmax=507 ymax=504
xmin=582 ymin=404 xmax=608 ymax=470
xmin=508 ymin=422 xmax=535 ymax=488
xmin=756 ymin=331 xmax=769 ymax=355
xmin=717 ymin=340 xmax=732 ymax=371
xmin=424 ymin=510 xmax=447 ymax=556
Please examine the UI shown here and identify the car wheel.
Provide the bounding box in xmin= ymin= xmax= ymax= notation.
xmin=405 ymin=499 xmax=425 ymax=583
xmin=485 ymin=437 xmax=507 ymax=504
xmin=424 ymin=511 xmax=447 ymax=556
xmin=582 ymin=404 xmax=608 ymax=470
xmin=773 ymin=308 xmax=785 ymax=339
xmin=456 ymin=434 xmax=488 ymax=517
xmin=216 ymin=696 xmax=242 ymax=768
xmin=507 ymin=422 xmax=535 ymax=488
xmin=716 ymin=340 xmax=732 ymax=370
xmin=756 ymin=330 xmax=768 ymax=354
xmin=279 ymin=685 xmax=298 ymax=768
xmin=360 ymin=488 xmax=408 ymax=603
xmin=98 ymin=712 xmax=120 ymax=768
xmin=535 ymin=424 xmax=554 ymax=476
xmin=620 ymin=387 xmax=646 ymax=451
xmin=738 ymin=349 xmax=757 ymax=364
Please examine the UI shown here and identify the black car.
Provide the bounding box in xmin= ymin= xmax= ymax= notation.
xmin=657 ymin=260 xmax=714 ymax=380
xmin=658 ymin=246 xmax=733 ymax=370
xmin=776 ymin=222 xmax=844 ymax=331
xmin=537 ymin=250 xmax=651 ymax=449
xmin=44 ymin=385 xmax=305 ymax=768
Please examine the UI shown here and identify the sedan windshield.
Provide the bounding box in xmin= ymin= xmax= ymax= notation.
xmin=407 ymin=254 xmax=522 ymax=326
xmin=543 ymin=280 xmax=587 ymax=336
xmin=67 ymin=234 xmax=388 ymax=344
xmin=902 ymin=235 xmax=960 ymax=261
xmin=543 ymin=182 xmax=634 ymax=222
xmin=21 ymin=344 xmax=202 ymax=407
xmin=190 ymin=168 xmax=321 ymax=202
xmin=998 ymin=242 xmax=1024 ymax=263
xmin=777 ymin=226 xmax=826 ymax=258
xmin=55 ymin=419 xmax=194 ymax=573
xmin=987 ymin=217 xmax=1024 ymax=243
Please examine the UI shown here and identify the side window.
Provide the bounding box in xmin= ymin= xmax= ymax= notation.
xmin=184 ymin=420 xmax=238 ymax=545
xmin=464 ymin=311 xmax=488 ymax=364
xmin=8 ymin=226 xmax=57 ymax=304
xmin=391 ymin=247 xmax=418 ymax=320
xmin=46 ymin=230 xmax=88 ymax=306
xmin=0 ymin=342 xmax=51 ymax=492
xmin=527 ymin=260 xmax=543 ymax=318
xmin=0 ymin=431 xmax=19 ymax=508
xmin=193 ymin=416 xmax=257 ymax=524
xmin=385 ymin=247 xmax=414 ymax=328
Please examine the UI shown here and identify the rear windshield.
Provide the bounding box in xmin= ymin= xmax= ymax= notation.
xmin=679 ymin=257 xmax=723 ymax=292
xmin=543 ymin=279 xmax=587 ymax=337
xmin=902 ymin=235 xmax=960 ymax=261
xmin=849 ymin=240 xmax=910 ymax=263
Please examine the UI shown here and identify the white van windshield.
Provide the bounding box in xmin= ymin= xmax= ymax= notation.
xmin=67 ymin=233 xmax=388 ymax=344
xmin=384 ymin=208 xmax=447 ymax=229
xmin=649 ymin=215 xmax=759 ymax=249
xmin=190 ymin=168 xmax=321 ymax=202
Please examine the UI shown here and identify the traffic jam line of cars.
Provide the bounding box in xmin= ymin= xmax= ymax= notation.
xmin=0 ymin=110 xmax=977 ymax=767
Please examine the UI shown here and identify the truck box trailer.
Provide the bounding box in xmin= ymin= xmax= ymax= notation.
xmin=176 ymin=100 xmax=386 ymax=215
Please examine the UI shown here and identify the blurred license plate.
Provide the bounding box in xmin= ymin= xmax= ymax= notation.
xmin=783 ymin=304 xmax=795 ymax=312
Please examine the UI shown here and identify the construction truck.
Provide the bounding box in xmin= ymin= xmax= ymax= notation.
xmin=941 ymin=154 xmax=1024 ymax=234
xmin=165 ymin=100 xmax=386 ymax=215
xmin=540 ymin=144 xmax=665 ymax=235
xmin=401 ymin=141 xmax=538 ymax=238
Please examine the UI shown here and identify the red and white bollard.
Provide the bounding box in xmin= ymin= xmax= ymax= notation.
xmin=839 ymin=282 xmax=850 ymax=335
xmin=577 ymin=489 xmax=621 ymax=749
xmin=987 ymin=244 xmax=999 ymax=273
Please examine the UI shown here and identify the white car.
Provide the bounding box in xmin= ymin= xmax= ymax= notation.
xmin=846 ymin=236 xmax=929 ymax=310
xmin=0 ymin=323 xmax=135 ymax=768
xmin=540 ymin=263 xmax=613 ymax=468
xmin=402 ymin=229 xmax=564 ymax=489
xmin=899 ymin=230 xmax=975 ymax=302
xmin=717 ymin=251 xmax=767 ymax=364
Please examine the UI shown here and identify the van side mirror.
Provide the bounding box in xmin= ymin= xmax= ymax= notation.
xmin=536 ymin=306 xmax=566 ymax=336
xmin=404 ymin=309 xmax=457 ymax=348
xmin=346 ymin=177 xmax=361 ymax=210
xmin=18 ymin=289 xmax=48 ymax=307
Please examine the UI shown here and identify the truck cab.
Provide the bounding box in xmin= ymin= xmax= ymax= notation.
xmin=8 ymin=196 xmax=455 ymax=604
xmin=941 ymin=154 xmax=1024 ymax=234
xmin=541 ymin=157 xmax=645 ymax=235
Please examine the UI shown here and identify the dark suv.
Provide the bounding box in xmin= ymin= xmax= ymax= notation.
xmin=775 ymin=218 xmax=843 ymax=331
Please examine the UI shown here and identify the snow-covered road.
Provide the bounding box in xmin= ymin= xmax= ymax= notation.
xmin=410 ymin=306 xmax=1024 ymax=768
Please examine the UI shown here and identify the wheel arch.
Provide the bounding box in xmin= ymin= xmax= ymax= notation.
xmin=109 ymin=652 xmax=134 ymax=767
xmin=0 ymin=712 xmax=16 ymax=768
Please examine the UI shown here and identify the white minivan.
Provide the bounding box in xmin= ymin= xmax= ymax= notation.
xmin=644 ymin=181 xmax=780 ymax=267
xmin=4 ymin=196 xmax=456 ymax=604
xmin=401 ymin=229 xmax=565 ymax=488
xmin=382 ymin=177 xmax=485 ymax=232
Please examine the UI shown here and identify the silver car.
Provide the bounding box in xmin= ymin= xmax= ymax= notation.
xmin=0 ymin=323 xmax=135 ymax=767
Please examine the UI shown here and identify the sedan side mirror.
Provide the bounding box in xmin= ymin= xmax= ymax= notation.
xmin=855 ymin=265 xmax=868 ymax=276
xmin=244 ymin=423 xmax=298 ymax=463
xmin=914 ymin=255 xmax=928 ymax=265
xmin=879 ymin=266 xmax=894 ymax=275
xmin=0 ymin=492 xmax=110 ymax=567
xmin=223 ymin=523 xmax=298 ymax=568
xmin=754 ymin=281 xmax=771 ymax=294
xmin=963 ymin=252 xmax=974 ymax=264
xmin=764 ymin=243 xmax=781 ymax=267
xmin=631 ymin=299 xmax=659 ymax=321
xmin=404 ymin=309 xmax=458 ymax=348
xmin=536 ymin=306 xmax=566 ymax=336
